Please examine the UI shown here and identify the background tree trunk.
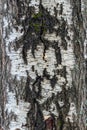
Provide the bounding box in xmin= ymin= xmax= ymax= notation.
xmin=0 ymin=0 xmax=87 ymax=130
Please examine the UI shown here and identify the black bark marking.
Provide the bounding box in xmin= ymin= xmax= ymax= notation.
xmin=50 ymin=75 xmax=58 ymax=88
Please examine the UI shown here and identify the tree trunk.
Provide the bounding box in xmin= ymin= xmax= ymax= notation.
xmin=0 ymin=0 xmax=87 ymax=130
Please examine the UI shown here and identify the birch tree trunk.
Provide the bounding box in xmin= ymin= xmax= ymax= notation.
xmin=0 ymin=0 xmax=87 ymax=130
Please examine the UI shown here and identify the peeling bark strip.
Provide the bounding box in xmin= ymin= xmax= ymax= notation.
xmin=0 ymin=0 xmax=86 ymax=130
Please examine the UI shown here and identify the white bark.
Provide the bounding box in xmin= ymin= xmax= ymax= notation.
xmin=0 ymin=0 xmax=86 ymax=130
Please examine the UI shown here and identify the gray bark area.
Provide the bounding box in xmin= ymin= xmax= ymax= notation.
xmin=0 ymin=0 xmax=87 ymax=130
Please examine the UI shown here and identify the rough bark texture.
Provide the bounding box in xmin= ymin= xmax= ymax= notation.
xmin=0 ymin=0 xmax=87 ymax=130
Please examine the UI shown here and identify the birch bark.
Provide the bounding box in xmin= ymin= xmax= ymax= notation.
xmin=0 ymin=0 xmax=86 ymax=130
